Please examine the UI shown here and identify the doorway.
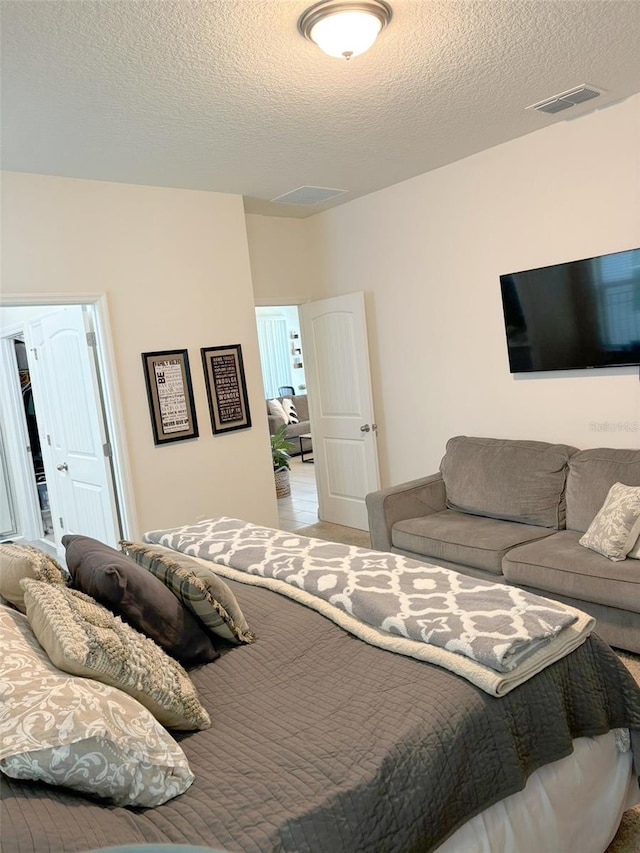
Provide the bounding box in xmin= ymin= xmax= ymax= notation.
xmin=13 ymin=338 xmax=54 ymax=541
xmin=0 ymin=299 xmax=133 ymax=558
xmin=254 ymin=304 xmax=318 ymax=529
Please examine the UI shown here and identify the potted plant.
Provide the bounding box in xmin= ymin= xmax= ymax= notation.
xmin=271 ymin=423 xmax=294 ymax=498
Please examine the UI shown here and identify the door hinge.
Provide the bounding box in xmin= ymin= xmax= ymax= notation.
xmin=26 ymin=444 xmax=31 ymax=454
xmin=31 ymin=347 xmax=38 ymax=361
xmin=46 ymin=434 xmax=52 ymax=446
xmin=59 ymin=517 xmax=64 ymax=529
xmin=86 ymin=331 xmax=96 ymax=347
xmin=103 ymin=441 xmax=112 ymax=458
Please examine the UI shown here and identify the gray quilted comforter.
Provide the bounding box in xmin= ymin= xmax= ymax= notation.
xmin=2 ymin=577 xmax=640 ymax=853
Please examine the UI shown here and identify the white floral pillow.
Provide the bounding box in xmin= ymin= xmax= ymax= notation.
xmin=579 ymin=482 xmax=640 ymax=561
xmin=0 ymin=605 xmax=193 ymax=807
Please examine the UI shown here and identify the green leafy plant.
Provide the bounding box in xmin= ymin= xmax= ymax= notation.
xmin=271 ymin=423 xmax=294 ymax=471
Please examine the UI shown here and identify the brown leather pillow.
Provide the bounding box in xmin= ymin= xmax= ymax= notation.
xmin=63 ymin=535 xmax=218 ymax=667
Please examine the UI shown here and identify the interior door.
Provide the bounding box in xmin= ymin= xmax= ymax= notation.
xmin=300 ymin=292 xmax=380 ymax=530
xmin=24 ymin=306 xmax=120 ymax=553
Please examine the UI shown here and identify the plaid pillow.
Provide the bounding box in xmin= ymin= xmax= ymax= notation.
xmin=120 ymin=541 xmax=255 ymax=644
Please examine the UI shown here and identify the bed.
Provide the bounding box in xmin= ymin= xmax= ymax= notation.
xmin=2 ymin=525 xmax=640 ymax=853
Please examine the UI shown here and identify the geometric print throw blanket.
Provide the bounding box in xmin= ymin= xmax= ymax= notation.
xmin=144 ymin=517 xmax=596 ymax=696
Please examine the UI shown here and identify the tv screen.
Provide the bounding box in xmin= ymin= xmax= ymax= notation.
xmin=500 ymin=248 xmax=640 ymax=373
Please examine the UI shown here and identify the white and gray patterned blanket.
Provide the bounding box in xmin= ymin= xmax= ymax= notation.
xmin=144 ymin=517 xmax=595 ymax=693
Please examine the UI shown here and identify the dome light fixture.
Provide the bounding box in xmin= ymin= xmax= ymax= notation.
xmin=298 ymin=0 xmax=392 ymax=60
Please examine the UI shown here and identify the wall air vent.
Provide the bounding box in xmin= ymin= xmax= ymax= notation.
xmin=526 ymin=84 xmax=604 ymax=116
xmin=270 ymin=186 xmax=347 ymax=205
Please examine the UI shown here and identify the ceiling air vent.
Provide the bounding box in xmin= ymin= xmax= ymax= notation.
xmin=270 ymin=186 xmax=347 ymax=205
xmin=526 ymin=84 xmax=604 ymax=116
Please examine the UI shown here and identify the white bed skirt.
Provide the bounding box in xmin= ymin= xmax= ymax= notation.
xmin=436 ymin=730 xmax=639 ymax=853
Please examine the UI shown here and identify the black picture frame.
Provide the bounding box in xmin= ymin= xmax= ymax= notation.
xmin=201 ymin=344 xmax=252 ymax=434
xmin=141 ymin=349 xmax=199 ymax=445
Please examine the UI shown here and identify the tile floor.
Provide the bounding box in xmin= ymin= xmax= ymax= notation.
xmin=277 ymin=454 xmax=319 ymax=531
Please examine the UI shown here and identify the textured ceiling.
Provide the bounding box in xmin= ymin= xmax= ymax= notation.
xmin=2 ymin=0 xmax=640 ymax=218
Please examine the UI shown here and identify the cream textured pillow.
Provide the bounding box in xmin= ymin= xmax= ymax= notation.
xmin=0 ymin=542 xmax=68 ymax=612
xmin=579 ymin=482 xmax=640 ymax=561
xmin=628 ymin=535 xmax=640 ymax=560
xmin=21 ymin=579 xmax=210 ymax=731
xmin=0 ymin=605 xmax=193 ymax=807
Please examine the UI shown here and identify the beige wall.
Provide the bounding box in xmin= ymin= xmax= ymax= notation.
xmin=245 ymin=213 xmax=318 ymax=305
xmin=302 ymin=95 xmax=640 ymax=486
xmin=1 ymin=172 xmax=279 ymax=535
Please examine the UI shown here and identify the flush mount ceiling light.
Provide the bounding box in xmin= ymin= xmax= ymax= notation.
xmin=298 ymin=0 xmax=392 ymax=60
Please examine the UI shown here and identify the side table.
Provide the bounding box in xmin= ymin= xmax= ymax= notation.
xmin=298 ymin=433 xmax=314 ymax=463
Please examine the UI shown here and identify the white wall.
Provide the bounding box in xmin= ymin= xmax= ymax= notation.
xmin=1 ymin=172 xmax=279 ymax=535
xmin=303 ymin=95 xmax=640 ymax=486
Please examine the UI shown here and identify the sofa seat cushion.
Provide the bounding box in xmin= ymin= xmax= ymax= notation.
xmin=284 ymin=421 xmax=311 ymax=440
xmin=565 ymin=448 xmax=640 ymax=532
xmin=391 ymin=510 xmax=554 ymax=575
xmin=440 ymin=436 xmax=577 ymax=529
xmin=503 ymin=530 xmax=640 ymax=613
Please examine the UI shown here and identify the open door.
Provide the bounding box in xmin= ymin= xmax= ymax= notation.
xmin=23 ymin=306 xmax=120 ymax=554
xmin=300 ymin=292 xmax=380 ymax=530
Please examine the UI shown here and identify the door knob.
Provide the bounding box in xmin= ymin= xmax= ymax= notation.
xmin=56 ymin=463 xmax=69 ymax=472
xmin=360 ymin=424 xmax=371 ymax=432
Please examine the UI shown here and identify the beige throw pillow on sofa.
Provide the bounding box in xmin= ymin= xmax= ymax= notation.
xmin=579 ymin=482 xmax=640 ymax=561
xmin=628 ymin=535 xmax=640 ymax=559
xmin=267 ymin=398 xmax=288 ymax=430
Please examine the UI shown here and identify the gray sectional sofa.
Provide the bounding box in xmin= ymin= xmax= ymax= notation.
xmin=366 ymin=436 xmax=640 ymax=652
xmin=266 ymin=394 xmax=310 ymax=455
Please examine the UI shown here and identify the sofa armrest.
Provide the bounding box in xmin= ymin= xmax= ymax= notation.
xmin=366 ymin=473 xmax=447 ymax=552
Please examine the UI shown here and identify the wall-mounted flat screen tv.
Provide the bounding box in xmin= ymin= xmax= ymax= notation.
xmin=500 ymin=248 xmax=640 ymax=373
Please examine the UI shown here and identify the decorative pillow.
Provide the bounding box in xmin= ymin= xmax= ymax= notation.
xmin=21 ymin=579 xmax=211 ymax=731
xmin=628 ymin=535 xmax=640 ymax=560
xmin=267 ymin=398 xmax=288 ymax=427
xmin=120 ymin=541 xmax=255 ymax=644
xmin=579 ymin=482 xmax=640 ymax=561
xmin=0 ymin=542 xmax=68 ymax=612
xmin=63 ymin=534 xmax=218 ymax=666
xmin=0 ymin=605 xmax=194 ymax=806
xmin=281 ymin=397 xmax=299 ymax=425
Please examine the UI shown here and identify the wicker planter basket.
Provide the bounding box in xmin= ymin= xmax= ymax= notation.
xmin=274 ymin=467 xmax=291 ymax=498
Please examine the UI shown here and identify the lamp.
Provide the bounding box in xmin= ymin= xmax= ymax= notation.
xmin=298 ymin=0 xmax=392 ymax=60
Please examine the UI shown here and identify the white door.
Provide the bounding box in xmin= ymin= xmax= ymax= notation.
xmin=24 ymin=307 xmax=120 ymax=553
xmin=300 ymin=292 xmax=380 ymax=530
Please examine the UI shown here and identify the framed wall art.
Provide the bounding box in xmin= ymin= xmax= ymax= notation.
xmin=141 ymin=349 xmax=199 ymax=445
xmin=201 ymin=344 xmax=252 ymax=434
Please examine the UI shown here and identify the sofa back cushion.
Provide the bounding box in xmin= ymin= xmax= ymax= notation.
xmin=565 ymin=448 xmax=640 ymax=532
xmin=287 ymin=394 xmax=309 ymax=422
xmin=440 ymin=436 xmax=577 ymax=528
